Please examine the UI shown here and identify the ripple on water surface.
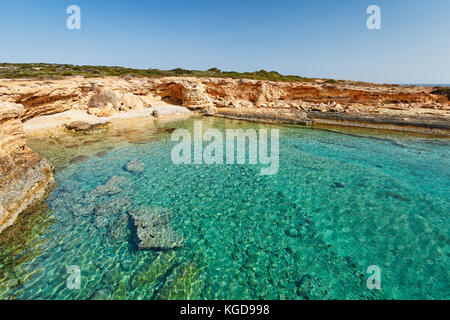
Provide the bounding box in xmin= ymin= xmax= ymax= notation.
xmin=0 ymin=117 xmax=449 ymax=299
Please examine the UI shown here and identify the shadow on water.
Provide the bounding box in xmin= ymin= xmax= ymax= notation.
xmin=0 ymin=202 xmax=54 ymax=299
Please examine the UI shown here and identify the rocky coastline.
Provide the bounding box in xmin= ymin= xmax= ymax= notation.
xmin=0 ymin=76 xmax=449 ymax=233
xmin=0 ymin=102 xmax=54 ymax=234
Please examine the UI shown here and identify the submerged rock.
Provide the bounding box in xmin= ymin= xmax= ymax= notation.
xmin=93 ymin=215 xmax=109 ymax=229
xmin=94 ymin=196 xmax=131 ymax=216
xmin=93 ymin=197 xmax=131 ymax=229
xmin=69 ymin=155 xmax=90 ymax=164
xmin=89 ymin=288 xmax=111 ymax=300
xmin=130 ymin=207 xmax=183 ymax=250
xmin=90 ymin=176 xmax=133 ymax=197
xmin=65 ymin=121 xmax=111 ymax=133
xmin=156 ymin=261 xmax=204 ymax=300
xmin=106 ymin=175 xmax=133 ymax=187
xmin=295 ymin=274 xmax=329 ymax=300
xmin=91 ymin=184 xmax=121 ymax=197
xmin=65 ymin=121 xmax=92 ymax=131
xmin=107 ymin=213 xmax=129 ymax=241
xmin=129 ymin=251 xmax=178 ymax=292
xmin=91 ymin=175 xmax=132 ymax=197
xmin=101 ymin=268 xmax=122 ymax=285
xmin=124 ymin=159 xmax=145 ymax=174
xmin=71 ymin=202 xmax=95 ymax=217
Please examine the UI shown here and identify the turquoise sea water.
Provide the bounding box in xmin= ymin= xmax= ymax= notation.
xmin=0 ymin=117 xmax=448 ymax=300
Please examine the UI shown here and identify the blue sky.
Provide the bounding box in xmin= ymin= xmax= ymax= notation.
xmin=0 ymin=0 xmax=449 ymax=83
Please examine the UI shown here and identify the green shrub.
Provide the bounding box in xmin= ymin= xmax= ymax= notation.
xmin=431 ymin=87 xmax=450 ymax=99
xmin=0 ymin=63 xmax=315 ymax=83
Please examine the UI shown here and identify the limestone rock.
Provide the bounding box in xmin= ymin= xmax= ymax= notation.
xmin=105 ymin=175 xmax=133 ymax=187
xmin=70 ymin=201 xmax=95 ymax=217
xmin=90 ymin=175 xmax=132 ymax=197
xmin=0 ymin=102 xmax=54 ymax=234
xmin=0 ymin=76 xmax=446 ymax=126
xmin=0 ymin=102 xmax=25 ymax=120
xmin=65 ymin=121 xmax=111 ymax=132
xmin=88 ymin=87 xmax=118 ymax=109
xmin=108 ymin=213 xmax=129 ymax=241
xmin=65 ymin=121 xmax=92 ymax=131
xmin=203 ymin=108 xmax=216 ymax=116
xmin=87 ymin=107 xmax=101 ymax=116
xmin=94 ymin=196 xmax=131 ymax=217
xmin=97 ymin=103 xmax=115 ymax=117
xmin=120 ymin=92 xmax=146 ymax=110
xmin=151 ymin=106 xmax=191 ymax=118
xmin=130 ymin=207 xmax=183 ymax=250
xmin=1 ymin=75 xmax=448 ymax=234
xmin=124 ymin=159 xmax=145 ymax=174
xmin=91 ymin=184 xmax=121 ymax=197
xmin=152 ymin=109 xmax=162 ymax=118
xmin=92 ymin=197 xmax=131 ymax=229
xmin=129 ymin=251 xmax=177 ymax=291
xmin=181 ymin=82 xmax=214 ymax=109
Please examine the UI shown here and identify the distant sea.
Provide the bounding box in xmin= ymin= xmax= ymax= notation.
xmin=402 ymin=84 xmax=450 ymax=87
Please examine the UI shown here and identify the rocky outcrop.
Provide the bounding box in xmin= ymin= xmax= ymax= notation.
xmin=214 ymin=107 xmax=312 ymax=125
xmin=65 ymin=121 xmax=92 ymax=131
xmin=119 ymin=92 xmax=147 ymax=110
xmin=90 ymin=175 xmax=133 ymax=197
xmin=130 ymin=206 xmax=183 ymax=250
xmin=124 ymin=159 xmax=145 ymax=174
xmin=93 ymin=196 xmax=131 ymax=229
xmin=65 ymin=120 xmax=111 ymax=132
xmin=180 ymin=82 xmax=214 ymax=109
xmin=88 ymin=87 xmax=118 ymax=109
xmin=0 ymin=102 xmax=54 ymax=234
xmin=1 ymin=77 xmax=447 ymax=125
xmin=0 ymin=76 xmax=448 ymax=233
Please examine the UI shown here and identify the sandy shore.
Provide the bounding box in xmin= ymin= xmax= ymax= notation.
xmin=23 ymin=105 xmax=194 ymax=134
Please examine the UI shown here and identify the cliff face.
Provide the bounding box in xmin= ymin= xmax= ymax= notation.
xmin=0 ymin=77 xmax=448 ymax=121
xmin=0 ymin=102 xmax=54 ymax=234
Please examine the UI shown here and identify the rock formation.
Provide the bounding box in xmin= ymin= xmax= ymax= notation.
xmin=0 ymin=75 xmax=449 ymax=233
xmin=93 ymin=196 xmax=131 ymax=229
xmin=65 ymin=120 xmax=111 ymax=133
xmin=90 ymin=175 xmax=133 ymax=197
xmin=130 ymin=206 xmax=183 ymax=250
xmin=1 ymin=77 xmax=448 ymax=125
xmin=0 ymin=102 xmax=54 ymax=233
xmin=65 ymin=121 xmax=92 ymax=131
xmin=124 ymin=159 xmax=145 ymax=174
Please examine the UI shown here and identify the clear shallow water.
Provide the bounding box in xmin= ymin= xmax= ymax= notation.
xmin=0 ymin=117 xmax=448 ymax=300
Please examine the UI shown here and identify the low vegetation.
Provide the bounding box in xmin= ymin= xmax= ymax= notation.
xmin=0 ymin=63 xmax=316 ymax=83
xmin=431 ymin=87 xmax=450 ymax=99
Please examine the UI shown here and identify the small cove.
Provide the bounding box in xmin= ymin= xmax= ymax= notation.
xmin=0 ymin=117 xmax=448 ymax=300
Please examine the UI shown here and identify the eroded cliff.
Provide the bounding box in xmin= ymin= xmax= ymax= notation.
xmin=0 ymin=77 xmax=448 ymax=122
xmin=0 ymin=102 xmax=54 ymax=233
